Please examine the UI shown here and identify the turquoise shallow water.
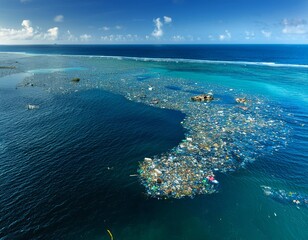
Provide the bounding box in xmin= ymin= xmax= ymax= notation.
xmin=0 ymin=46 xmax=308 ymax=239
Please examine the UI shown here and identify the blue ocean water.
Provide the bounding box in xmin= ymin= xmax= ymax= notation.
xmin=0 ymin=45 xmax=307 ymax=240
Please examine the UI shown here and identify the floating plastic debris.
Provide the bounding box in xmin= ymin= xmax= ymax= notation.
xmin=235 ymin=97 xmax=247 ymax=104
xmin=27 ymin=104 xmax=39 ymax=110
xmin=191 ymin=93 xmax=214 ymax=102
xmin=261 ymin=186 xmax=308 ymax=207
xmin=106 ymin=229 xmax=113 ymax=240
xmin=16 ymin=55 xmax=289 ymax=199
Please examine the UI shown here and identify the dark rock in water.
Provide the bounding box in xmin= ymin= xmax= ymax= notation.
xmin=71 ymin=78 xmax=80 ymax=82
xmin=191 ymin=94 xmax=214 ymax=102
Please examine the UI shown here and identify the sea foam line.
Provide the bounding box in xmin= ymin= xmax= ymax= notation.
xmin=112 ymin=56 xmax=308 ymax=69
xmin=1 ymin=51 xmax=308 ymax=69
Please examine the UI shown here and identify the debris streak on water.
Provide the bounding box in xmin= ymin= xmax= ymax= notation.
xmin=0 ymin=45 xmax=307 ymax=240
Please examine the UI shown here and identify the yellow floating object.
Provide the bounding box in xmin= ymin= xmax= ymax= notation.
xmin=107 ymin=229 xmax=113 ymax=240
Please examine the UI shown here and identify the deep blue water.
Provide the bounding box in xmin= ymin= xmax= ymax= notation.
xmin=0 ymin=45 xmax=308 ymax=240
xmin=0 ymin=86 xmax=186 ymax=240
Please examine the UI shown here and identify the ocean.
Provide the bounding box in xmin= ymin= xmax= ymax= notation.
xmin=0 ymin=45 xmax=307 ymax=240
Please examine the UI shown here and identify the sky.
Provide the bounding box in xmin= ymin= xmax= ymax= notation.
xmin=0 ymin=0 xmax=307 ymax=44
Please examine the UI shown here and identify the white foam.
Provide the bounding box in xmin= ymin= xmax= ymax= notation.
xmin=1 ymin=51 xmax=308 ymax=69
xmin=117 ymin=56 xmax=308 ymax=69
xmin=27 ymin=67 xmax=87 ymax=74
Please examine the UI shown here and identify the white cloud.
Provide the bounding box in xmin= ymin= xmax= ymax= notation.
xmin=101 ymin=34 xmax=140 ymax=42
xmin=152 ymin=18 xmax=163 ymax=38
xmin=245 ymin=31 xmax=255 ymax=40
xmin=0 ymin=20 xmax=34 ymax=41
xmin=101 ymin=25 xmax=121 ymax=31
xmin=151 ymin=16 xmax=172 ymax=39
xmin=164 ymin=16 xmax=172 ymax=24
xmin=282 ymin=19 xmax=307 ymax=34
xmin=80 ymin=34 xmax=92 ymax=42
xmin=20 ymin=0 xmax=32 ymax=3
xmin=126 ymin=34 xmax=139 ymax=41
xmin=54 ymin=15 xmax=64 ymax=23
xmin=219 ymin=35 xmax=225 ymax=40
xmin=0 ymin=20 xmax=60 ymax=43
xmin=21 ymin=20 xmax=34 ymax=34
xmin=102 ymin=26 xmax=110 ymax=31
xmin=172 ymin=35 xmax=185 ymax=41
xmin=219 ymin=30 xmax=231 ymax=41
xmin=261 ymin=30 xmax=272 ymax=38
xmin=45 ymin=27 xmax=58 ymax=41
xmin=101 ymin=34 xmax=116 ymax=41
xmin=66 ymin=30 xmax=78 ymax=41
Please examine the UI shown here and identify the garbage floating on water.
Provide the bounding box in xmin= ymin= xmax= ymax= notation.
xmin=191 ymin=93 xmax=214 ymax=102
xmin=235 ymin=97 xmax=247 ymax=104
xmin=106 ymin=229 xmax=113 ymax=240
xmin=19 ymin=56 xmax=289 ymax=199
xmin=139 ymin=155 xmax=218 ymax=198
xmin=261 ymin=186 xmax=308 ymax=207
xmin=138 ymin=90 xmax=287 ymax=199
xmin=27 ymin=104 xmax=39 ymax=110
xmin=150 ymin=99 xmax=160 ymax=105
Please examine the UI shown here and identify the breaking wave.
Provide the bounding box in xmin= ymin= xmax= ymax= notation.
xmin=2 ymin=51 xmax=308 ymax=69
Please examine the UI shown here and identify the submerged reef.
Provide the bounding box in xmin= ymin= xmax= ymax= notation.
xmin=17 ymin=55 xmax=289 ymax=199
